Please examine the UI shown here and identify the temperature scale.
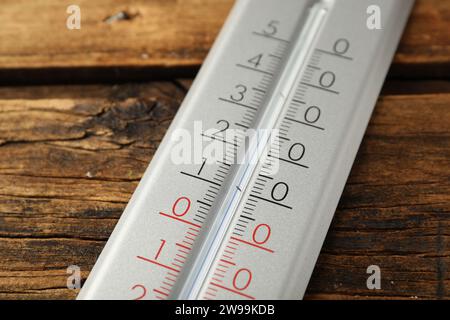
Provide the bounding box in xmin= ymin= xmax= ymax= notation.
xmin=78 ymin=0 xmax=414 ymax=300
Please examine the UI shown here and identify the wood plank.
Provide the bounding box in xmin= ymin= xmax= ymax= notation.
xmin=0 ymin=82 xmax=448 ymax=299
xmin=392 ymin=0 xmax=450 ymax=78
xmin=0 ymin=0 xmax=448 ymax=83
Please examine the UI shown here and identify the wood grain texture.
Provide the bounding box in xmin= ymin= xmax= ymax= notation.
xmin=0 ymin=82 xmax=448 ymax=299
xmin=0 ymin=0 xmax=448 ymax=83
xmin=0 ymin=0 xmax=449 ymax=300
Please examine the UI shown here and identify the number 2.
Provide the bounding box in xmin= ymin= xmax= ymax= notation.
xmin=131 ymin=284 xmax=147 ymax=300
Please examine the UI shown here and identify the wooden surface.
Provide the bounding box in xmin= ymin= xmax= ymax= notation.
xmin=0 ymin=0 xmax=449 ymax=300
xmin=0 ymin=0 xmax=449 ymax=83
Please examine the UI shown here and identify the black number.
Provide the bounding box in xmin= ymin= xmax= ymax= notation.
xmin=248 ymin=54 xmax=263 ymax=68
xmin=333 ymin=38 xmax=350 ymax=55
xmin=230 ymin=84 xmax=247 ymax=102
xmin=212 ymin=119 xmax=230 ymax=136
xmin=288 ymin=143 xmax=305 ymax=162
xmin=271 ymin=182 xmax=289 ymax=202
xmin=319 ymin=71 xmax=336 ymax=88
xmin=262 ymin=20 xmax=279 ymax=36
xmin=304 ymin=106 xmax=321 ymax=124
xmin=197 ymin=157 xmax=207 ymax=175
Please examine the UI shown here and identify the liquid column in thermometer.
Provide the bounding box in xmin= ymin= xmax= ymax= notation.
xmin=175 ymin=0 xmax=333 ymax=300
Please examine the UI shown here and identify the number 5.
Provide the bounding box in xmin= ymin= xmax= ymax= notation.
xmin=263 ymin=20 xmax=279 ymax=36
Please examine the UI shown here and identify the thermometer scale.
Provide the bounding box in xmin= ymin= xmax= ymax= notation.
xmin=78 ymin=0 xmax=414 ymax=300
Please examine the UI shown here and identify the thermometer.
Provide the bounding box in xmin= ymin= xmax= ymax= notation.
xmin=78 ymin=0 xmax=414 ymax=300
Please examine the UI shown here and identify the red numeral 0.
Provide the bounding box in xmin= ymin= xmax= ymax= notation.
xmin=252 ymin=223 xmax=271 ymax=245
xmin=233 ymin=268 xmax=252 ymax=291
xmin=172 ymin=196 xmax=191 ymax=217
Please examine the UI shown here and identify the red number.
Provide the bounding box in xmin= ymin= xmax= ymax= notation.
xmin=232 ymin=268 xmax=252 ymax=291
xmin=154 ymin=239 xmax=166 ymax=260
xmin=172 ymin=196 xmax=191 ymax=217
xmin=131 ymin=284 xmax=147 ymax=300
xmin=252 ymin=223 xmax=271 ymax=245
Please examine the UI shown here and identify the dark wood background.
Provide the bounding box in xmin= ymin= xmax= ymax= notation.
xmin=0 ymin=0 xmax=448 ymax=299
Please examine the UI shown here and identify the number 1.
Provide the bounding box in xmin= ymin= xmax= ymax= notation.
xmin=154 ymin=239 xmax=166 ymax=260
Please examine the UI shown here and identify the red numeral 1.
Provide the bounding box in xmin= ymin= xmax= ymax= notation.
xmin=154 ymin=239 xmax=166 ymax=260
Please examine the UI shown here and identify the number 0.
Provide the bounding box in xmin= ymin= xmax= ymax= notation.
xmin=233 ymin=268 xmax=252 ymax=291
xmin=252 ymin=224 xmax=271 ymax=245
xmin=172 ymin=196 xmax=191 ymax=217
xmin=271 ymin=182 xmax=289 ymax=202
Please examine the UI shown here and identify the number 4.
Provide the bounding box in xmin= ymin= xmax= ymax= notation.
xmin=248 ymin=54 xmax=263 ymax=68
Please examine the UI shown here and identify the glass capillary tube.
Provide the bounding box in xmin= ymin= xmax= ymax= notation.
xmin=176 ymin=0 xmax=333 ymax=300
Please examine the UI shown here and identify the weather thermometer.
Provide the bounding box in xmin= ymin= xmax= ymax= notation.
xmin=78 ymin=0 xmax=414 ymax=300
